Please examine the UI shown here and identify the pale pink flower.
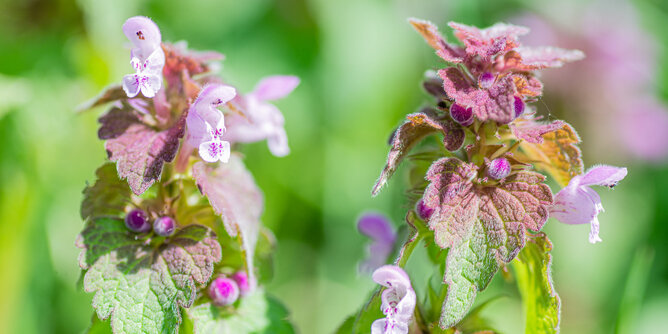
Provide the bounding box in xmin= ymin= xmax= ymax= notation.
xmin=358 ymin=213 xmax=397 ymax=273
xmin=121 ymin=16 xmax=165 ymax=98
xmin=186 ymin=84 xmax=237 ymax=163
xmin=371 ymin=265 xmax=416 ymax=334
xmin=551 ymin=165 xmax=628 ymax=243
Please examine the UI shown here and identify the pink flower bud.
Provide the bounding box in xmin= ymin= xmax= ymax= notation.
xmin=514 ymin=96 xmax=525 ymax=118
xmin=209 ymin=276 xmax=240 ymax=306
xmin=230 ymin=271 xmax=251 ymax=296
xmin=153 ymin=216 xmax=176 ymax=236
xmin=478 ymin=72 xmax=495 ymax=89
xmin=450 ymin=103 xmax=474 ymax=126
xmin=415 ymin=199 xmax=434 ymax=221
xmin=125 ymin=209 xmax=151 ymax=233
xmin=487 ymin=157 xmax=511 ymax=180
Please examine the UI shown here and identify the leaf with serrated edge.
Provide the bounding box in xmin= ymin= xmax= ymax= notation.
xmin=518 ymin=121 xmax=583 ymax=187
xmin=77 ymin=218 xmax=222 ymax=334
xmin=511 ymin=233 xmax=560 ymax=333
xmin=510 ymin=118 xmax=564 ymax=144
xmin=423 ymin=158 xmax=552 ymax=328
xmin=372 ymin=108 xmax=464 ymax=196
xmin=99 ymin=107 xmax=186 ymax=195
xmin=81 ymin=163 xmax=132 ymax=221
xmin=184 ymin=290 xmax=295 ymax=334
xmin=192 ymin=154 xmax=264 ymax=290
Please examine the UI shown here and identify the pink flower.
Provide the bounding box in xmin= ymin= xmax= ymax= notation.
xmin=371 ymin=265 xmax=416 ymax=334
xmin=551 ymin=165 xmax=628 ymax=243
xmin=222 ymin=76 xmax=299 ymax=157
xmin=186 ymin=84 xmax=237 ymax=163
xmin=121 ymin=16 xmax=165 ymax=98
xmin=357 ymin=213 xmax=397 ymax=273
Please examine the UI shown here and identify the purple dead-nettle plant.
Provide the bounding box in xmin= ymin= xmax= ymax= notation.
xmin=77 ymin=16 xmax=298 ymax=333
xmin=342 ymin=18 xmax=627 ymax=333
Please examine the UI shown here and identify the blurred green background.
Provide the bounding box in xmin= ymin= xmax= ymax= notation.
xmin=1 ymin=0 xmax=667 ymax=333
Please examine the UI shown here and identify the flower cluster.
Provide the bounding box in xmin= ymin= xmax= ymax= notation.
xmin=77 ymin=16 xmax=299 ymax=333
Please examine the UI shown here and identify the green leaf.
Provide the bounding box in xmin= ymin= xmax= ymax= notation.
xmin=81 ymin=163 xmax=131 ymax=221
xmin=334 ymin=315 xmax=355 ymax=334
xmin=184 ymin=290 xmax=295 ymax=334
xmin=350 ymin=289 xmax=383 ymax=333
xmin=77 ymin=218 xmax=222 ymax=333
xmin=511 ymin=233 xmax=560 ymax=334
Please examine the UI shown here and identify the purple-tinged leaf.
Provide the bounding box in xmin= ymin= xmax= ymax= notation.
xmin=422 ymin=157 xmax=552 ymax=328
xmin=448 ymin=21 xmax=529 ymax=59
xmin=192 ymin=154 xmax=264 ymax=291
xmin=516 ymin=46 xmax=585 ymax=70
xmin=81 ymin=163 xmax=131 ymax=221
xmin=76 ymin=218 xmax=222 ymax=333
xmin=98 ymin=107 xmax=186 ymax=195
xmin=372 ymin=108 xmax=464 ymax=196
xmin=440 ymin=68 xmax=517 ymax=124
xmin=408 ymin=18 xmax=465 ymax=63
xmin=510 ymin=118 xmax=564 ymax=144
xmin=512 ymin=74 xmax=543 ymax=97
xmin=77 ymin=85 xmax=130 ymax=112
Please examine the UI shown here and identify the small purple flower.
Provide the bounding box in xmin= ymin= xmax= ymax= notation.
xmin=487 ymin=157 xmax=511 ymax=180
xmin=478 ymin=72 xmax=495 ymax=89
xmin=358 ymin=213 xmax=397 ymax=273
xmin=371 ymin=265 xmax=416 ymax=334
xmin=415 ymin=199 xmax=434 ymax=221
xmin=513 ymin=96 xmax=525 ymax=118
xmin=186 ymin=84 xmax=237 ymax=163
xmin=125 ymin=209 xmax=151 ymax=233
xmin=551 ymin=165 xmax=628 ymax=243
xmin=153 ymin=216 xmax=176 ymax=236
xmin=209 ymin=276 xmax=240 ymax=306
xmin=222 ymin=75 xmax=299 ymax=157
xmin=230 ymin=271 xmax=252 ymax=296
xmin=121 ymin=16 xmax=165 ymax=98
xmin=449 ymin=103 xmax=474 ymax=126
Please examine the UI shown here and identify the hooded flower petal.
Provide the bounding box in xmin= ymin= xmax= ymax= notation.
xmin=186 ymin=84 xmax=237 ymax=162
xmin=252 ymin=75 xmax=300 ymax=101
xmin=551 ymin=165 xmax=627 ymax=243
xmin=371 ymin=265 xmax=415 ymax=334
xmin=123 ymin=16 xmax=162 ymax=61
xmin=358 ymin=214 xmax=397 ymax=273
xmin=121 ymin=16 xmax=165 ymax=98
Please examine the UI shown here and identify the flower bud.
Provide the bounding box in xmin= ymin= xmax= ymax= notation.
xmin=125 ymin=209 xmax=150 ymax=233
xmin=153 ymin=216 xmax=176 ymax=237
xmin=230 ymin=271 xmax=251 ymax=296
xmin=478 ymin=72 xmax=495 ymax=89
xmin=487 ymin=157 xmax=511 ymax=180
xmin=450 ymin=103 xmax=474 ymax=126
xmin=415 ymin=199 xmax=434 ymax=221
xmin=514 ymin=96 xmax=525 ymax=118
xmin=209 ymin=276 xmax=240 ymax=306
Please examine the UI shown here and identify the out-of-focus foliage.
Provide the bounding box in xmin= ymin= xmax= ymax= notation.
xmin=0 ymin=0 xmax=666 ymax=333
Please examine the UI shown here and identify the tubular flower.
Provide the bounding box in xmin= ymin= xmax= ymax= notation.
xmin=186 ymin=84 xmax=237 ymax=163
xmin=223 ymin=76 xmax=299 ymax=157
xmin=357 ymin=213 xmax=397 ymax=273
xmin=551 ymin=165 xmax=628 ymax=243
xmin=121 ymin=16 xmax=165 ymax=98
xmin=371 ymin=265 xmax=416 ymax=334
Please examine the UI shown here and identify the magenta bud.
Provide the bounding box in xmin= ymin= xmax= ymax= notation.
xmin=415 ymin=199 xmax=434 ymax=221
xmin=478 ymin=72 xmax=495 ymax=89
xmin=487 ymin=158 xmax=511 ymax=180
xmin=153 ymin=216 xmax=176 ymax=236
xmin=125 ymin=209 xmax=150 ymax=233
xmin=231 ymin=271 xmax=251 ymax=296
xmin=450 ymin=103 xmax=474 ymax=126
xmin=209 ymin=277 xmax=240 ymax=306
xmin=513 ymin=96 xmax=525 ymax=118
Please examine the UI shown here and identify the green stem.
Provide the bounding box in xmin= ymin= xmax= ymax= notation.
xmin=395 ymin=229 xmax=423 ymax=268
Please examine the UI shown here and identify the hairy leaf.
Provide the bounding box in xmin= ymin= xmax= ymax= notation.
xmin=77 ymin=84 xmax=129 ymax=112
xmin=518 ymin=122 xmax=583 ymax=187
xmin=423 ymin=158 xmax=552 ymax=328
xmin=77 ymin=218 xmax=222 ymax=334
xmin=81 ymin=163 xmax=131 ymax=221
xmin=99 ymin=107 xmax=186 ymax=195
xmin=510 ymin=118 xmax=564 ymax=144
xmin=408 ymin=18 xmax=465 ymax=63
xmin=192 ymin=154 xmax=264 ymax=290
xmin=511 ymin=233 xmax=560 ymax=333
xmin=512 ymin=75 xmax=543 ymax=97
xmin=372 ymin=108 xmax=464 ymax=196
xmin=184 ymin=290 xmax=295 ymax=334
xmin=516 ymin=46 xmax=585 ymax=70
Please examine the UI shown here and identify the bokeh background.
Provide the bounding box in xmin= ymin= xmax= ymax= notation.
xmin=1 ymin=0 xmax=667 ymax=333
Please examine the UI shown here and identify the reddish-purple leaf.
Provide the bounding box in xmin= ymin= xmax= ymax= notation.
xmin=372 ymin=108 xmax=465 ymax=196
xmin=516 ymin=46 xmax=585 ymax=70
xmin=422 ymin=157 xmax=552 ymax=328
xmin=99 ymin=107 xmax=186 ymax=195
xmin=448 ymin=21 xmax=529 ymax=59
xmin=77 ymin=84 xmax=131 ymax=112
xmin=511 ymin=118 xmax=565 ymax=144
xmin=192 ymin=155 xmax=264 ymax=289
xmin=408 ymin=18 xmax=465 ymax=63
